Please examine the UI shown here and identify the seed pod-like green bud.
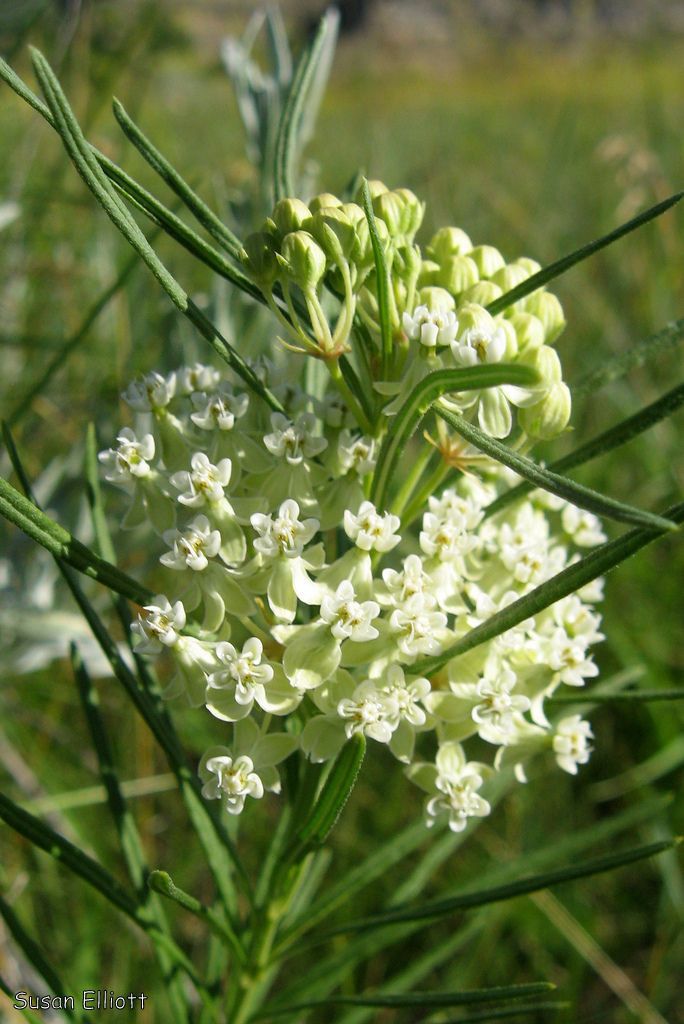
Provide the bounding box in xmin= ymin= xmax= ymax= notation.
xmin=459 ymin=280 xmax=503 ymax=307
xmin=339 ymin=202 xmax=366 ymax=226
xmin=355 ymin=215 xmax=390 ymax=271
xmin=437 ymin=255 xmax=479 ymax=296
xmin=508 ymin=312 xmax=545 ymax=352
xmin=469 ymin=245 xmax=505 ymax=279
xmin=278 ymin=230 xmax=327 ymax=292
xmin=308 ymin=192 xmax=343 ymax=214
xmin=496 ymin=316 xmax=518 ymax=359
xmin=393 ymin=187 xmax=425 ymax=238
xmin=521 ymin=343 xmax=563 ymax=385
xmin=417 ymin=259 xmax=441 ymax=288
xmin=240 ymin=231 xmax=280 ymax=288
xmin=426 ymin=226 xmax=472 ymax=262
xmin=490 ymin=263 xmax=530 ymax=293
xmin=513 ymin=256 xmax=542 ymax=276
xmin=456 ymin=302 xmax=496 ymax=336
xmin=417 ymin=286 xmax=455 ymax=312
xmin=523 ymin=291 xmax=566 ymax=344
xmin=518 ymin=382 xmax=571 ymax=439
xmin=272 ymin=198 xmax=311 ymax=240
xmin=305 ymin=206 xmax=359 ymax=263
xmin=356 ymin=179 xmax=389 ymax=202
xmin=373 ymin=190 xmax=406 ymax=237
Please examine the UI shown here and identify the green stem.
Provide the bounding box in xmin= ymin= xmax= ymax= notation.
xmin=328 ymin=359 xmax=373 ymax=433
xmin=390 ymin=440 xmax=436 ymax=518
xmin=401 ymin=459 xmax=451 ymax=527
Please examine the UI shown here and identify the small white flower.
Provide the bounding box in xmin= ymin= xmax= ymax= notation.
xmin=471 ymin=661 xmax=530 ymax=745
xmin=343 ymin=501 xmax=401 ymax=553
xmin=263 ymin=412 xmax=327 ymax=465
xmin=337 ymin=680 xmax=398 ymax=743
xmin=160 ymin=515 xmax=221 ymax=572
xmin=251 ymin=499 xmax=319 ymax=559
xmin=190 ymin=387 xmax=249 ymax=432
xmin=177 ymin=363 xmax=221 ymax=395
xmin=170 ymin=453 xmax=232 ymax=507
xmin=338 ymin=430 xmax=377 ymax=475
xmin=419 ymin=512 xmax=478 ymax=562
xmin=131 ymin=595 xmax=186 ymax=653
xmin=200 ymin=752 xmax=264 ymax=815
xmin=381 ymin=664 xmax=430 ymax=727
xmin=426 ymin=743 xmax=491 ymax=833
xmin=402 ymin=304 xmax=459 ymax=348
xmin=320 ymin=580 xmax=380 ymax=642
xmin=553 ymin=715 xmax=593 ymax=775
xmin=451 ymin=323 xmax=507 ymax=367
xmin=544 ymin=628 xmax=599 ymax=687
xmin=561 ymin=505 xmax=607 ymax=547
xmin=98 ymin=428 xmax=155 ymax=486
xmin=122 ymin=371 xmax=176 ymax=411
xmin=381 ymin=554 xmax=434 ymax=607
xmin=209 ymin=638 xmax=274 ymax=705
xmin=389 ymin=594 xmax=447 ymax=657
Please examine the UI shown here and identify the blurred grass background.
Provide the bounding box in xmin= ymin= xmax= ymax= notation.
xmin=1 ymin=1 xmax=683 ymax=1021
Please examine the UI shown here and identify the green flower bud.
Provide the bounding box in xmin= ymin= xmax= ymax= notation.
xmin=456 ymin=302 xmax=496 ymax=336
xmin=240 ymin=231 xmax=280 ymax=288
xmin=496 ymin=316 xmax=518 ymax=359
xmin=417 ymin=259 xmax=441 ymax=287
xmin=523 ymin=291 xmax=566 ymax=344
xmin=373 ymin=190 xmax=406 ymax=237
xmin=305 ymin=206 xmax=359 ymax=263
xmin=278 ymin=230 xmax=327 ymax=292
xmin=393 ymin=187 xmax=425 ymax=238
xmin=508 ymin=312 xmax=545 ymax=352
xmin=308 ymin=192 xmax=343 ymax=214
xmin=356 ymin=179 xmax=388 ymax=202
xmin=393 ymin=243 xmax=422 ymax=283
xmin=417 ymin=286 xmax=455 ymax=312
xmin=520 ymin=344 xmax=563 ymax=385
xmin=426 ymin=226 xmax=472 ymax=262
xmin=469 ymin=245 xmax=505 ymax=279
xmin=513 ymin=256 xmax=542 ymax=276
xmin=459 ymin=280 xmax=503 ymax=307
xmin=271 ymin=198 xmax=311 ymax=240
xmin=355 ymin=215 xmax=390 ymax=271
xmin=339 ymin=202 xmax=366 ymax=226
xmin=437 ymin=255 xmax=479 ymax=296
xmin=490 ymin=263 xmax=530 ymax=293
xmin=518 ymin=382 xmax=571 ymax=439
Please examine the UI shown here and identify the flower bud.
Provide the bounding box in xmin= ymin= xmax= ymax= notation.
xmin=240 ymin=231 xmax=280 ymax=288
xmin=426 ymin=226 xmax=472 ymax=262
xmin=523 ymin=291 xmax=566 ymax=344
xmin=508 ymin=312 xmax=545 ymax=352
xmin=459 ymin=280 xmax=502 ymax=307
xmin=469 ymin=245 xmax=505 ymax=279
xmin=309 ymin=192 xmax=342 ymax=214
xmin=355 ymin=215 xmax=390 ymax=271
xmin=496 ymin=316 xmax=518 ymax=359
xmin=271 ymin=198 xmax=311 ymax=240
xmin=417 ymin=259 xmax=441 ymax=287
xmin=339 ymin=202 xmax=366 ymax=226
xmin=490 ymin=263 xmax=530 ymax=293
xmin=513 ymin=256 xmax=542 ymax=276
xmin=417 ymin=286 xmax=455 ymax=313
xmin=278 ymin=230 xmax=327 ymax=292
xmin=393 ymin=187 xmax=425 ymax=238
xmin=436 ymin=255 xmax=479 ymax=296
xmin=393 ymin=243 xmax=422 ymax=283
xmin=518 ymin=382 xmax=571 ymax=439
xmin=456 ymin=302 xmax=496 ymax=336
xmin=520 ymin=344 xmax=563 ymax=385
xmin=305 ymin=206 xmax=359 ymax=263
xmin=356 ymin=179 xmax=388 ymax=202
xmin=373 ymin=190 xmax=406 ymax=237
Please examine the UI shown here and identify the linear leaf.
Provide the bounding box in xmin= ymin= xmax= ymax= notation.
xmin=484 ymin=381 xmax=684 ymax=518
xmin=424 ymin=1003 xmax=568 ymax=1024
xmin=549 ymin=688 xmax=684 ymax=704
xmin=371 ymin=364 xmax=539 ymax=510
xmin=147 ymin=871 xmax=246 ymax=963
xmin=273 ymin=9 xmax=339 ymax=201
xmin=435 ymin=403 xmax=677 ymax=531
xmin=487 ymin=192 xmax=684 ymax=316
xmin=318 ymin=839 xmax=677 ymax=937
xmin=112 ymin=98 xmax=242 ymax=257
xmin=413 ymin=500 xmax=684 ymax=677
xmin=258 ymin=983 xmax=555 ymax=1018
xmin=0 ymin=974 xmax=51 ymax=1024
xmin=573 ymin=316 xmax=684 ymax=397
xmin=0 ymin=471 xmax=151 ymax=604
xmin=360 ymin=177 xmax=393 ymax=374
xmin=0 ymin=896 xmax=78 ymax=1021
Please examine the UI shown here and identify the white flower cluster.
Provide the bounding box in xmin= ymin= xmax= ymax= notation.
xmin=99 ymin=356 xmax=605 ymax=832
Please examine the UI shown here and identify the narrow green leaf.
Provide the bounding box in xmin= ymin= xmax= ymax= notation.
xmin=360 ymin=177 xmax=393 ymax=374
xmin=435 ymin=403 xmax=677 ymax=531
xmin=426 ymin=1003 xmax=568 ymax=1024
xmin=0 ymin=791 xmax=139 ymax=918
xmin=0 ymin=896 xmax=78 ymax=1021
xmin=112 ymin=97 xmax=242 ymax=257
xmin=573 ymin=316 xmax=684 ymax=397
xmin=0 ymin=974 xmax=48 ymax=1024
xmin=147 ymin=871 xmax=246 ymax=963
xmin=371 ymin=364 xmax=538 ymax=510
xmin=487 ymin=192 xmax=684 ymax=316
xmin=549 ymin=688 xmax=684 ymax=704
xmin=484 ymin=381 xmax=684 ymax=519
xmin=0 ymin=470 xmax=151 ymax=604
xmin=273 ymin=9 xmax=339 ymax=201
xmin=318 ymin=839 xmax=677 ymax=937
xmin=258 ymin=982 xmax=555 ymax=1018
xmin=414 ymin=500 xmax=684 ymax=677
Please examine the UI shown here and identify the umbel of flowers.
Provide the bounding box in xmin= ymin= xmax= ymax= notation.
xmin=99 ymin=183 xmax=603 ymax=833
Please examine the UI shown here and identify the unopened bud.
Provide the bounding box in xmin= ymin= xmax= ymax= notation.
xmin=240 ymin=232 xmax=280 ymax=288
xmin=417 ymin=259 xmax=441 ymax=287
xmin=456 ymin=302 xmax=496 ymax=336
xmin=459 ymin=281 xmax=503 ymax=307
xmin=272 ymin=198 xmax=311 ymax=240
xmin=393 ymin=187 xmax=425 ymax=238
xmin=278 ymin=231 xmax=327 ymax=292
xmin=469 ymin=245 xmax=505 ymax=279
xmin=417 ymin=286 xmax=455 ymax=313
xmin=436 ymin=255 xmax=479 ymax=296
xmin=518 ymin=382 xmax=571 ymax=439
xmin=357 ymin=179 xmax=389 ymax=202
xmin=524 ymin=291 xmax=566 ymax=344
xmin=508 ymin=312 xmax=545 ymax=352
xmin=373 ymin=190 xmax=406 ymax=237
xmin=490 ymin=263 xmax=530 ymax=293
xmin=426 ymin=226 xmax=472 ymax=262
xmin=306 ymin=206 xmax=359 ymax=263
xmin=309 ymin=192 xmax=342 ymax=214
xmin=513 ymin=256 xmax=542 ymax=276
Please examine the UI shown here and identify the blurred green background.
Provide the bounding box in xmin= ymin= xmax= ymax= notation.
xmin=1 ymin=2 xmax=683 ymax=1021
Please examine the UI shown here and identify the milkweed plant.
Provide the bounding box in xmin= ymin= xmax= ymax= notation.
xmin=1 ymin=9 xmax=682 ymax=1023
